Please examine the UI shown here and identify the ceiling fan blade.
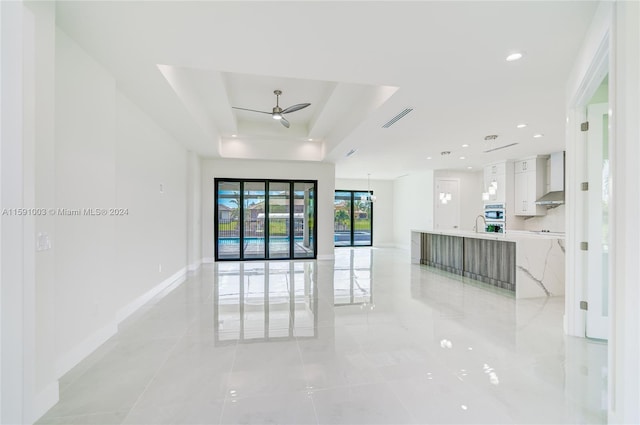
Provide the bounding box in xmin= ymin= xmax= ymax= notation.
xmin=281 ymin=103 xmax=311 ymax=114
xmin=232 ymin=106 xmax=271 ymax=115
xmin=280 ymin=117 xmax=290 ymax=128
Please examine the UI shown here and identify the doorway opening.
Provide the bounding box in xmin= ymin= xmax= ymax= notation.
xmin=334 ymin=190 xmax=373 ymax=247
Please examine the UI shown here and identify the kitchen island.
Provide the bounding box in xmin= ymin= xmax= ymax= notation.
xmin=411 ymin=229 xmax=565 ymax=299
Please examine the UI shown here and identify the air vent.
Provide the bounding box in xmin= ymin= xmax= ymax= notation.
xmin=345 ymin=148 xmax=358 ymax=157
xmin=483 ymin=142 xmax=518 ymax=153
xmin=382 ymin=108 xmax=413 ymax=128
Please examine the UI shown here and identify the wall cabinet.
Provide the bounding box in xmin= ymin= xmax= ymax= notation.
xmin=513 ymin=156 xmax=547 ymax=216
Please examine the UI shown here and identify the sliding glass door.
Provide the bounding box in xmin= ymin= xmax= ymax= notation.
xmin=215 ymin=179 xmax=317 ymax=261
xmin=334 ymin=190 xmax=373 ymax=247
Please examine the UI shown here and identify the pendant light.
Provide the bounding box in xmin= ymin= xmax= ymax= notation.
xmin=360 ymin=174 xmax=377 ymax=203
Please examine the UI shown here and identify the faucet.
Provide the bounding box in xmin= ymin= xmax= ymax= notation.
xmin=474 ymin=214 xmax=486 ymax=233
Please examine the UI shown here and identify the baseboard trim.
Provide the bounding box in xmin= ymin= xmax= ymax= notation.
xmin=56 ymin=267 xmax=187 ymax=380
xmin=116 ymin=267 xmax=187 ymax=323
xmin=187 ymin=260 xmax=202 ymax=272
xmin=55 ymin=321 xmax=117 ymax=379
xmin=31 ymin=381 xmax=60 ymax=423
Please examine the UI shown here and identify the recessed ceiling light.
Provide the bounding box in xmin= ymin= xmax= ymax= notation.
xmin=506 ymin=52 xmax=524 ymax=62
xmin=427 ymin=156 xmax=432 ymax=160
xmin=231 ymin=134 xmax=237 ymax=137
xmin=516 ymin=123 xmax=527 ymax=129
xmin=533 ymin=133 xmax=544 ymax=138
xmin=462 ymin=144 xmax=469 ymax=148
xmin=307 ymin=138 xmax=313 ymax=141
xmin=467 ymin=166 xmax=473 ymax=170
xmin=459 ymin=156 xmax=466 ymax=160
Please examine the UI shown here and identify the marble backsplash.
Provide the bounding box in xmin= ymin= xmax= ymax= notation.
xmin=523 ymin=204 xmax=565 ymax=232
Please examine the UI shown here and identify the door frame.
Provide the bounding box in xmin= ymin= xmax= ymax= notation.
xmin=214 ymin=178 xmax=318 ymax=261
xmin=334 ymin=190 xmax=374 ymax=247
xmin=434 ymin=178 xmax=461 ymax=231
xmin=565 ymin=29 xmax=611 ymax=339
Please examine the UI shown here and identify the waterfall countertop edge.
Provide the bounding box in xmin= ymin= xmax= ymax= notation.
xmin=411 ymin=229 xmax=565 ymax=242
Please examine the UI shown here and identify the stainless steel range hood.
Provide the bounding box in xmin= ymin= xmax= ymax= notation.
xmin=536 ymin=151 xmax=565 ymax=206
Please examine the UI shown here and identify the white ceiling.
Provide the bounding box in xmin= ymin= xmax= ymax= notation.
xmin=55 ymin=1 xmax=598 ymax=180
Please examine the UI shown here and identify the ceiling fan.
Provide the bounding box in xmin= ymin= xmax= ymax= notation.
xmin=232 ymin=90 xmax=310 ymax=128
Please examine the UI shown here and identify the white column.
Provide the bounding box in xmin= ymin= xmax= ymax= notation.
xmin=609 ymin=2 xmax=640 ymax=422
xmin=1 ymin=1 xmax=37 ymax=422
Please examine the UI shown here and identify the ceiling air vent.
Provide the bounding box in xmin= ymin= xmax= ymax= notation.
xmin=483 ymin=142 xmax=519 ymax=153
xmin=345 ymin=148 xmax=358 ymax=157
xmin=382 ymin=108 xmax=413 ymax=128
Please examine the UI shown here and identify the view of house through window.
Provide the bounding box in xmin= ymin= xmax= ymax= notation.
xmin=216 ymin=179 xmax=317 ymax=260
xmin=334 ymin=190 xmax=373 ymax=247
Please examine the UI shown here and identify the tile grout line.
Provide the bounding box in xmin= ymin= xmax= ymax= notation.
xmin=118 ymin=321 xmax=193 ymax=424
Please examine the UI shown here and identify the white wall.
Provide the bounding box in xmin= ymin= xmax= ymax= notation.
xmin=201 ymin=159 xmax=335 ymax=260
xmin=433 ymin=170 xmax=484 ymax=231
xmin=54 ymin=28 xmax=118 ymax=372
xmin=187 ymin=152 xmax=202 ymax=271
xmin=53 ymin=26 xmax=188 ymax=394
xmin=29 ymin=1 xmax=58 ymax=419
xmin=114 ymin=92 xmax=188 ymax=317
xmin=393 ymin=170 xmax=434 ymax=249
xmin=335 ymin=178 xmax=394 ymax=246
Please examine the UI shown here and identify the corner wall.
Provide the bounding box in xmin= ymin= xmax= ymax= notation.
xmin=393 ymin=170 xmax=434 ymax=249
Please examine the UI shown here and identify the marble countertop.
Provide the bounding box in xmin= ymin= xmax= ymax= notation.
xmin=411 ymin=229 xmax=565 ymax=241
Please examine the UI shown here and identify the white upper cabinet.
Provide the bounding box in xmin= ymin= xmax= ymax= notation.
xmin=513 ymin=155 xmax=548 ymax=216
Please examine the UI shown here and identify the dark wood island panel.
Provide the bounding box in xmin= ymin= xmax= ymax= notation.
xmin=419 ymin=232 xmax=516 ymax=292
xmin=463 ymin=237 xmax=516 ymax=291
xmin=420 ymin=233 xmax=464 ymax=275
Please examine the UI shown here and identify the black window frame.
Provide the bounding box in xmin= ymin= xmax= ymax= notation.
xmin=214 ymin=178 xmax=318 ymax=261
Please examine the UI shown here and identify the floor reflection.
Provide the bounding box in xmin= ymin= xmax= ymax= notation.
xmin=214 ymin=261 xmax=317 ymax=344
xmin=334 ymin=248 xmax=374 ymax=308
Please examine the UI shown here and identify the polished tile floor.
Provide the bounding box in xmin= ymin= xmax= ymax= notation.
xmin=37 ymin=247 xmax=607 ymax=424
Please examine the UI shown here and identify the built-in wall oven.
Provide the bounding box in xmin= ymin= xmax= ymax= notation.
xmin=484 ymin=203 xmax=505 ymax=233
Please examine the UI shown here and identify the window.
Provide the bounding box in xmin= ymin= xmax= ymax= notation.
xmin=334 ymin=190 xmax=373 ymax=247
xmin=215 ymin=179 xmax=317 ymax=260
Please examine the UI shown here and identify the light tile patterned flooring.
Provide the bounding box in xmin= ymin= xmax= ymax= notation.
xmin=37 ymin=247 xmax=607 ymax=424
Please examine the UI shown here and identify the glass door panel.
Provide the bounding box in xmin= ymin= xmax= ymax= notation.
xmin=217 ymin=181 xmax=241 ymax=259
xmin=586 ymin=101 xmax=610 ymax=340
xmin=334 ymin=191 xmax=352 ymax=247
xmin=353 ymin=192 xmax=373 ymax=246
xmin=334 ymin=190 xmax=373 ymax=247
xmin=243 ymin=181 xmax=266 ymax=259
xmin=294 ymin=182 xmax=315 ymax=258
xmin=268 ymin=182 xmax=291 ymax=259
